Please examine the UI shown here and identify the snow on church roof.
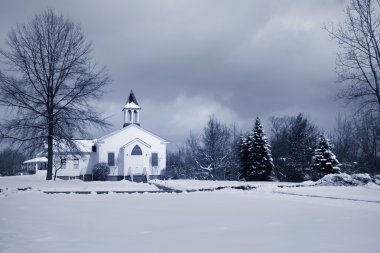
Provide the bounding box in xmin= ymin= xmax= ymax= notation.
xmin=123 ymin=101 xmax=140 ymax=109
xmin=97 ymin=124 xmax=168 ymax=144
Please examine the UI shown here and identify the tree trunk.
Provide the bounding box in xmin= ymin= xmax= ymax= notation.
xmin=46 ymin=118 xmax=54 ymax=180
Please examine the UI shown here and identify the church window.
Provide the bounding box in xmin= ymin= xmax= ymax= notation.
xmin=108 ymin=152 xmax=115 ymax=166
xmin=131 ymin=145 xmax=143 ymax=156
xmin=152 ymin=153 xmax=158 ymax=166
xmin=92 ymin=145 xmax=97 ymax=152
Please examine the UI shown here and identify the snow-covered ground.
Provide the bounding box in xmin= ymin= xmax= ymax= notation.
xmin=151 ymin=179 xmax=300 ymax=191
xmin=152 ymin=179 xmax=380 ymax=202
xmin=1 ymin=175 xmax=380 ymax=253
xmin=0 ymin=171 xmax=159 ymax=193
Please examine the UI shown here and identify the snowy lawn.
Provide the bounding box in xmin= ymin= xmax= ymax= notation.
xmin=274 ymin=183 xmax=380 ymax=202
xmin=1 ymin=177 xmax=380 ymax=253
xmin=151 ymin=179 xmax=298 ymax=191
xmin=152 ymin=179 xmax=380 ymax=202
xmin=0 ymin=172 xmax=159 ymax=193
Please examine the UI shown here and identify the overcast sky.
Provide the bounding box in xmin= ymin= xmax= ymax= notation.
xmin=0 ymin=0 xmax=351 ymax=149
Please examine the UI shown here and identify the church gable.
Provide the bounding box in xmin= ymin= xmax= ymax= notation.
xmin=122 ymin=138 xmax=151 ymax=149
xmin=97 ymin=124 xmax=168 ymax=145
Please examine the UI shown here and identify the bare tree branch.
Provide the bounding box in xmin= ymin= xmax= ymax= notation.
xmin=324 ymin=0 xmax=380 ymax=114
xmin=0 ymin=9 xmax=110 ymax=180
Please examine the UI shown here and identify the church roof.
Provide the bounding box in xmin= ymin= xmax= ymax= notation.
xmin=123 ymin=90 xmax=141 ymax=110
xmin=96 ymin=124 xmax=168 ymax=144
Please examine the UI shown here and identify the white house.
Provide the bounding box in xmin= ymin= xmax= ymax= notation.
xmin=52 ymin=91 xmax=168 ymax=181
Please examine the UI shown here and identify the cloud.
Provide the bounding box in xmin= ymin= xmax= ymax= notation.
xmin=0 ymin=0 xmax=351 ymax=149
xmin=95 ymin=93 xmax=245 ymax=149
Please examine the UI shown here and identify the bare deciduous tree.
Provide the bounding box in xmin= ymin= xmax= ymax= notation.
xmin=330 ymin=112 xmax=380 ymax=173
xmin=325 ymin=0 xmax=380 ymax=113
xmin=330 ymin=114 xmax=359 ymax=164
xmin=0 ymin=9 xmax=110 ymax=180
xmin=354 ymin=111 xmax=380 ymax=171
xmin=185 ymin=116 xmax=233 ymax=180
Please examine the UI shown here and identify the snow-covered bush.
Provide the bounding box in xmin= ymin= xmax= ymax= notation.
xmin=352 ymin=173 xmax=372 ymax=184
xmin=316 ymin=173 xmax=353 ymax=186
xmin=92 ymin=163 xmax=110 ymax=181
xmin=374 ymin=175 xmax=380 ymax=185
xmin=316 ymin=173 xmax=376 ymax=186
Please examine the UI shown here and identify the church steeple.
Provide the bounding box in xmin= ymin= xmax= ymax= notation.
xmin=122 ymin=90 xmax=141 ymax=127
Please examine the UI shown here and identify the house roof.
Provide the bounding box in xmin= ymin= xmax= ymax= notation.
xmin=23 ymin=157 xmax=48 ymax=164
xmin=74 ymin=139 xmax=97 ymax=153
xmin=53 ymin=139 xmax=96 ymax=153
xmin=97 ymin=124 xmax=168 ymax=144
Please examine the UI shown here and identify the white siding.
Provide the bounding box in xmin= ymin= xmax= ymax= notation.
xmin=97 ymin=125 xmax=166 ymax=176
xmin=54 ymin=153 xmax=93 ymax=177
xmin=54 ymin=125 xmax=167 ymax=178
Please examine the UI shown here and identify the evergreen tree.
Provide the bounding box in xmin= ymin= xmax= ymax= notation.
xmin=311 ymin=135 xmax=341 ymax=178
xmin=239 ymin=136 xmax=252 ymax=181
xmin=249 ymin=117 xmax=274 ymax=181
xmin=270 ymin=114 xmax=319 ymax=182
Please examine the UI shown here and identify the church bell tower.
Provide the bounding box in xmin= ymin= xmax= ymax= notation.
xmin=122 ymin=90 xmax=141 ymax=127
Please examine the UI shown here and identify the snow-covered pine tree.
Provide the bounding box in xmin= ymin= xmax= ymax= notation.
xmin=311 ymin=135 xmax=341 ymax=178
xmin=249 ymin=117 xmax=274 ymax=181
xmin=239 ymin=136 xmax=252 ymax=181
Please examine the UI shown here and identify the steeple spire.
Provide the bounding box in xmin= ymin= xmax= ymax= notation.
xmin=127 ymin=90 xmax=139 ymax=105
xmin=122 ymin=90 xmax=141 ymax=127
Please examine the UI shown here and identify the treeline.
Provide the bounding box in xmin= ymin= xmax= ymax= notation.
xmin=165 ymin=112 xmax=380 ymax=182
xmin=0 ymin=148 xmax=26 ymax=176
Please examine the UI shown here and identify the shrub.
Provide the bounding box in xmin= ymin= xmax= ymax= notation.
xmin=92 ymin=163 xmax=110 ymax=181
xmin=316 ymin=173 xmax=353 ymax=186
xmin=374 ymin=175 xmax=380 ymax=185
xmin=352 ymin=173 xmax=372 ymax=184
xmin=316 ymin=173 xmax=375 ymax=186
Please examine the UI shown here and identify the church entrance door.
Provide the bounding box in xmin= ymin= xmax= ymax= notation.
xmin=129 ymin=156 xmax=143 ymax=174
xmin=129 ymin=145 xmax=144 ymax=175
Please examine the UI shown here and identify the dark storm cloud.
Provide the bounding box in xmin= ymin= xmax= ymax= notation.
xmin=0 ymin=0 xmax=349 ymax=147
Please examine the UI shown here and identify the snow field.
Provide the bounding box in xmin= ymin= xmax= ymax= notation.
xmin=1 ymin=175 xmax=380 ymax=253
xmin=0 ymin=172 xmax=159 ymax=193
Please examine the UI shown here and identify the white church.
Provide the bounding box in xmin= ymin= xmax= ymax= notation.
xmin=49 ymin=91 xmax=168 ymax=181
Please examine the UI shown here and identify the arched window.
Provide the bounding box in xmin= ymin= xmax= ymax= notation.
xmin=128 ymin=110 xmax=132 ymax=123
xmin=131 ymin=145 xmax=143 ymax=156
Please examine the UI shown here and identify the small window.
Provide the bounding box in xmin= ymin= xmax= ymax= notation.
xmin=152 ymin=153 xmax=158 ymax=166
xmin=92 ymin=145 xmax=97 ymax=152
xmin=61 ymin=159 xmax=66 ymax=169
xmin=73 ymin=159 xmax=79 ymax=169
xmin=131 ymin=145 xmax=142 ymax=156
xmin=108 ymin=152 xmax=115 ymax=166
